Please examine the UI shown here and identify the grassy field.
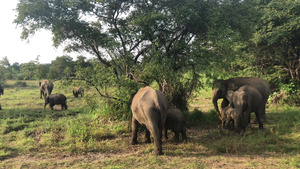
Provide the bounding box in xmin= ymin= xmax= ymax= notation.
xmin=0 ymin=80 xmax=299 ymax=168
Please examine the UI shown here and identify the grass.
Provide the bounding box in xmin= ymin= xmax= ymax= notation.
xmin=0 ymin=80 xmax=299 ymax=168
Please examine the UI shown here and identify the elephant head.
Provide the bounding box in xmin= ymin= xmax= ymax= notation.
xmin=39 ymin=80 xmax=54 ymax=99
xmin=212 ymin=79 xmax=240 ymax=116
xmin=226 ymin=90 xmax=248 ymax=133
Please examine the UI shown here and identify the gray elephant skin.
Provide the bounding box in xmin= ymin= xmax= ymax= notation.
xmin=220 ymin=106 xmax=236 ymax=130
xmin=0 ymin=85 xmax=3 ymax=110
xmin=226 ymin=85 xmax=264 ymax=133
xmin=131 ymin=86 xmax=169 ymax=155
xmin=73 ymin=87 xmax=84 ymax=97
xmin=212 ymin=77 xmax=271 ymax=121
xmin=44 ymin=93 xmax=68 ymax=110
xmin=39 ymin=80 xmax=54 ymax=99
xmin=164 ymin=107 xmax=188 ymax=143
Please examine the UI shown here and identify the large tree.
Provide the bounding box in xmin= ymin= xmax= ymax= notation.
xmin=14 ymin=0 xmax=257 ymax=110
xmin=252 ymin=0 xmax=300 ymax=82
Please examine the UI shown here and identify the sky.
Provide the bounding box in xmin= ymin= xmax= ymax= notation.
xmin=0 ymin=0 xmax=92 ymax=64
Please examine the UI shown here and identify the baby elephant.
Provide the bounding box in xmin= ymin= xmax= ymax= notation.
xmin=73 ymin=87 xmax=84 ymax=98
xmin=44 ymin=94 xmax=68 ymax=110
xmin=220 ymin=106 xmax=236 ymax=129
xmin=164 ymin=107 xmax=188 ymax=143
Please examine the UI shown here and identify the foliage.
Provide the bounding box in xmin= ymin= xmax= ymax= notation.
xmin=13 ymin=0 xmax=264 ymax=110
xmin=252 ymin=0 xmax=300 ymax=82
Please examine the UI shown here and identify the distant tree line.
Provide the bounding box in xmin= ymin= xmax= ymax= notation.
xmin=0 ymin=55 xmax=92 ymax=81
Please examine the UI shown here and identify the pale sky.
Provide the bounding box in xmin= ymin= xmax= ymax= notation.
xmin=0 ymin=0 xmax=93 ymax=64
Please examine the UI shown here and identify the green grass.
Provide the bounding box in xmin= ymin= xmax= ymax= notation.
xmin=0 ymin=80 xmax=299 ymax=168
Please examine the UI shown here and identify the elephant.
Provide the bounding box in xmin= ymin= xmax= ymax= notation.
xmin=0 ymin=85 xmax=3 ymax=110
xmin=131 ymin=86 xmax=169 ymax=155
xmin=44 ymin=93 xmax=68 ymax=110
xmin=220 ymin=106 xmax=236 ymax=129
xmin=164 ymin=107 xmax=188 ymax=143
xmin=73 ymin=87 xmax=84 ymax=97
xmin=226 ymin=85 xmax=264 ymax=133
xmin=212 ymin=77 xmax=271 ymax=122
xmin=39 ymin=80 xmax=54 ymax=99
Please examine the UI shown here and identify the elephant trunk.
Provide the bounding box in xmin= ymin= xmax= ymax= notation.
xmin=212 ymin=89 xmax=221 ymax=116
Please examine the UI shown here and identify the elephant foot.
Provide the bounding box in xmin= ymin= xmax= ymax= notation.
xmin=251 ymin=117 xmax=267 ymax=124
xmin=153 ymin=149 xmax=163 ymax=156
xmin=145 ymin=139 xmax=151 ymax=144
xmin=131 ymin=140 xmax=138 ymax=145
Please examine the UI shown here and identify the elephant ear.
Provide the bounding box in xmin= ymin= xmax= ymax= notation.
xmin=226 ymin=79 xmax=240 ymax=91
xmin=212 ymin=79 xmax=225 ymax=89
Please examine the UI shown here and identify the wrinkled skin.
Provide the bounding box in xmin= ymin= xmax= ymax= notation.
xmin=220 ymin=106 xmax=236 ymax=129
xmin=131 ymin=86 xmax=169 ymax=156
xmin=39 ymin=80 xmax=54 ymax=99
xmin=164 ymin=107 xmax=187 ymax=143
xmin=73 ymin=87 xmax=84 ymax=97
xmin=44 ymin=93 xmax=68 ymax=110
xmin=212 ymin=77 xmax=271 ymax=121
xmin=0 ymin=85 xmax=3 ymax=110
xmin=226 ymin=85 xmax=264 ymax=133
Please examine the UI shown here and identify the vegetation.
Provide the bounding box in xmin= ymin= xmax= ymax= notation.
xmin=0 ymin=80 xmax=299 ymax=168
xmin=0 ymin=0 xmax=299 ymax=167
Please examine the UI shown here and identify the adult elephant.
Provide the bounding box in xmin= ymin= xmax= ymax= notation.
xmin=226 ymin=85 xmax=264 ymax=133
xmin=0 ymin=85 xmax=3 ymax=110
xmin=39 ymin=80 xmax=54 ymax=99
xmin=212 ymin=77 xmax=271 ymax=121
xmin=131 ymin=86 xmax=169 ymax=155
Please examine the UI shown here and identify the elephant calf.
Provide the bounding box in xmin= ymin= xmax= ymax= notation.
xmin=73 ymin=87 xmax=84 ymax=98
xmin=44 ymin=93 xmax=68 ymax=110
xmin=220 ymin=106 xmax=236 ymax=130
xmin=164 ymin=107 xmax=188 ymax=143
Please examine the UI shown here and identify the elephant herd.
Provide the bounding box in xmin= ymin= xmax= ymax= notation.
xmin=39 ymin=80 xmax=84 ymax=110
xmin=0 ymin=77 xmax=271 ymax=156
xmin=0 ymin=80 xmax=84 ymax=111
xmin=131 ymin=77 xmax=271 ymax=155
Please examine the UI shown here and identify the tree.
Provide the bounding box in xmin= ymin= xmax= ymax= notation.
xmin=48 ymin=56 xmax=74 ymax=80
xmin=14 ymin=0 xmax=260 ymax=110
xmin=252 ymin=0 xmax=300 ymax=82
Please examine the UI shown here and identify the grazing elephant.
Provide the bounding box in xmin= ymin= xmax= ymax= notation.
xmin=73 ymin=87 xmax=84 ymax=97
xmin=44 ymin=93 xmax=68 ymax=110
xmin=212 ymin=77 xmax=271 ymax=121
xmin=220 ymin=106 xmax=236 ymax=129
xmin=131 ymin=86 xmax=169 ymax=155
xmin=164 ymin=107 xmax=188 ymax=143
xmin=0 ymin=85 xmax=3 ymax=110
xmin=39 ymin=80 xmax=54 ymax=99
xmin=226 ymin=85 xmax=264 ymax=133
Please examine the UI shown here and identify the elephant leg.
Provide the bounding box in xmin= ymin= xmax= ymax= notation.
xmin=131 ymin=117 xmax=139 ymax=145
xmin=261 ymin=104 xmax=267 ymax=122
xmin=174 ymin=131 xmax=180 ymax=143
xmin=147 ymin=124 xmax=163 ymax=155
xmin=163 ymin=128 xmax=168 ymax=140
xmin=145 ymin=129 xmax=151 ymax=143
xmin=181 ymin=128 xmax=187 ymax=143
xmin=255 ymin=111 xmax=264 ymax=130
